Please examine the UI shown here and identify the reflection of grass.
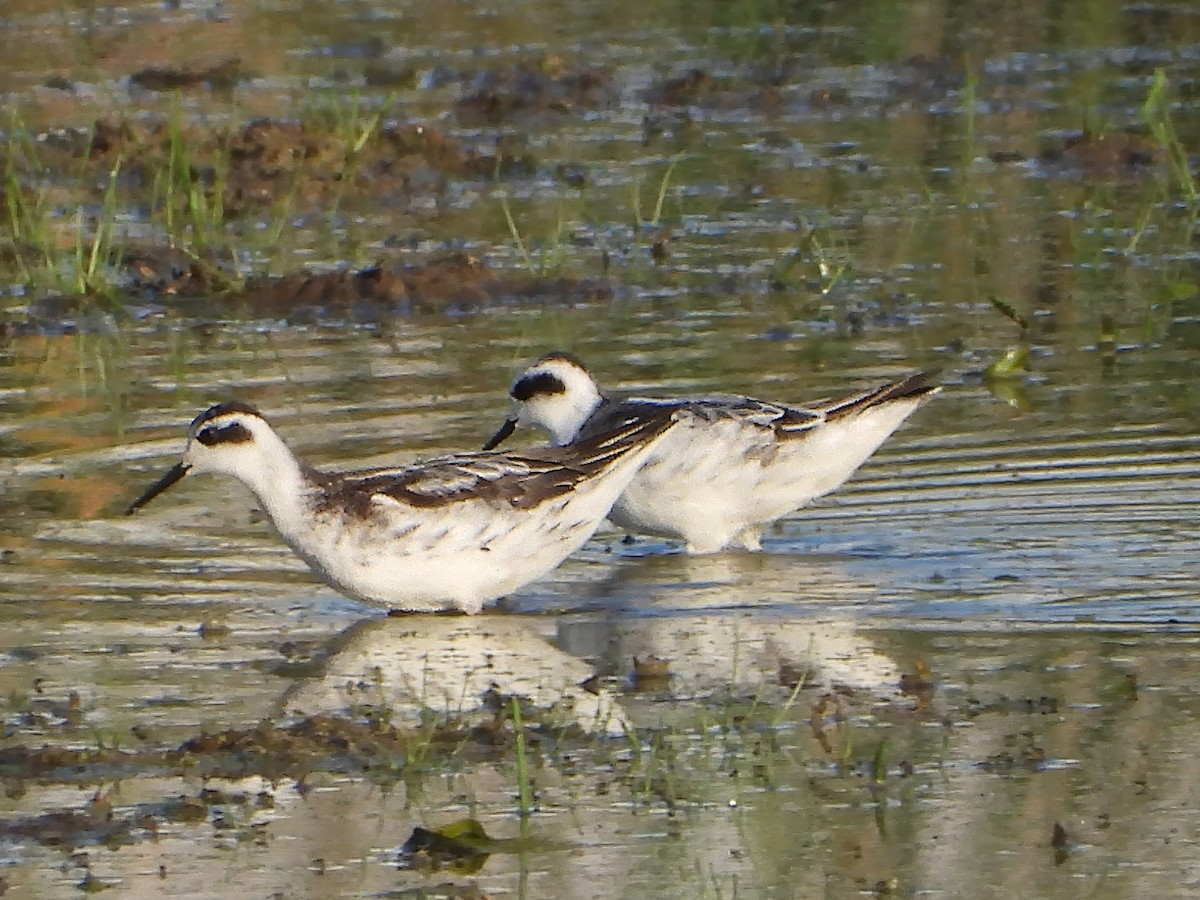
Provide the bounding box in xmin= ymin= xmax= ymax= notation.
xmin=497 ymin=181 xmax=574 ymax=276
xmin=497 ymin=183 xmax=537 ymax=273
xmin=75 ymin=329 xmax=133 ymax=436
xmin=1141 ymin=69 xmax=1198 ymax=206
xmin=958 ymin=60 xmax=978 ymax=206
xmin=770 ymin=217 xmax=850 ymax=297
xmin=497 ymin=156 xmax=685 ymax=279
xmin=512 ymin=697 xmax=534 ymax=816
xmin=631 ymin=158 xmax=678 ymax=231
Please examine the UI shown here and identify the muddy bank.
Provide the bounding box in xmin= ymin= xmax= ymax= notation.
xmin=3 ymin=255 xmax=617 ymax=334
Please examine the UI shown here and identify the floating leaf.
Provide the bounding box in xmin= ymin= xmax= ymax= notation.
xmin=398 ymin=818 xmax=495 ymax=873
xmin=900 ymin=659 xmax=935 ymax=693
xmin=1099 ymin=314 xmax=1117 ymax=347
xmin=985 ymin=345 xmax=1029 ymax=379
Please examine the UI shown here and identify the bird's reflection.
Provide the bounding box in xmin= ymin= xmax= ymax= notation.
xmin=556 ymin=550 xmax=901 ymax=698
xmin=277 ymin=613 xmax=629 ymax=733
xmin=277 ymin=549 xmax=902 ymax=735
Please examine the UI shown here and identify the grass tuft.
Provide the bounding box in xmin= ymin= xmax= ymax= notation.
xmin=1141 ymin=69 xmax=1198 ymax=205
xmin=512 ymin=697 xmax=533 ymax=817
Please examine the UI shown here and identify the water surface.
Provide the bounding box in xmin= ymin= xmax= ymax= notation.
xmin=2 ymin=0 xmax=1200 ymax=896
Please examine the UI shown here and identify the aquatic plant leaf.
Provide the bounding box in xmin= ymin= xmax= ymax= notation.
xmin=872 ymin=739 xmax=888 ymax=783
xmin=398 ymin=818 xmax=495 ymax=873
xmin=985 ymin=346 xmax=1029 ymax=379
xmin=1162 ymin=282 xmax=1199 ymax=300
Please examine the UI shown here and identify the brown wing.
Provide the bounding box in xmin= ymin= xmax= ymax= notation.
xmin=331 ymin=408 xmax=674 ymax=512
xmin=799 ymin=372 xmax=940 ymax=422
xmin=577 ymin=372 xmax=937 ymax=445
xmin=578 ymin=396 xmax=822 ymax=442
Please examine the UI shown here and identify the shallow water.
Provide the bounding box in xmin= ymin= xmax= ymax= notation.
xmin=3 ymin=0 xmax=1200 ymax=896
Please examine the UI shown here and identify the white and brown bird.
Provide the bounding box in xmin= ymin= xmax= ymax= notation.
xmin=127 ymin=401 xmax=683 ymax=613
xmin=483 ymin=353 xmax=940 ymax=553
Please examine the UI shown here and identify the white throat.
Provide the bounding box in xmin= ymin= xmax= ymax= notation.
xmin=523 ymin=382 xmax=603 ymax=446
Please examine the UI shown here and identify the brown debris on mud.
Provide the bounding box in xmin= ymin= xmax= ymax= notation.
xmin=453 ymin=59 xmax=618 ymax=123
xmin=4 ymin=254 xmax=615 ymax=333
xmin=988 ymin=130 xmax=1161 ymax=173
xmin=0 ymin=693 xmax=595 ymax=789
xmin=0 ymin=786 xmax=268 ymax=854
xmin=229 ymin=256 xmax=614 ymax=320
xmin=216 ymin=120 xmax=536 ymax=214
xmin=122 ymin=245 xmax=231 ymax=297
xmin=1039 ymin=130 xmax=1160 ymax=171
xmin=0 ymin=714 xmax=429 ymax=787
xmin=130 ymin=58 xmax=248 ymax=93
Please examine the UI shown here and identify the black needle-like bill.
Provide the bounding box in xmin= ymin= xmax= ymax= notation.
xmin=126 ymin=462 xmax=191 ymax=515
xmin=481 ymin=417 xmax=517 ymax=452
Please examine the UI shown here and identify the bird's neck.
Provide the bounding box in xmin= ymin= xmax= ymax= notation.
xmin=237 ymin=433 xmax=318 ymax=535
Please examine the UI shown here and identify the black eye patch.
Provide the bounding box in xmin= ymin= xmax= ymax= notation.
xmin=196 ymin=422 xmax=253 ymax=446
xmin=512 ymin=372 xmax=566 ymax=401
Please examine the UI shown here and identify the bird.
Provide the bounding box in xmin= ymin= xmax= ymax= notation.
xmin=482 ymin=353 xmax=940 ymax=554
xmin=126 ymin=400 xmax=684 ymax=613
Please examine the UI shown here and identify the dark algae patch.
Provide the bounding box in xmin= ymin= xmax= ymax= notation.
xmin=0 ymin=710 xmax=565 ymax=788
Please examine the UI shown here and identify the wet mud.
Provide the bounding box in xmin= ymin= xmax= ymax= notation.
xmin=2 ymin=34 xmax=1179 ymax=335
